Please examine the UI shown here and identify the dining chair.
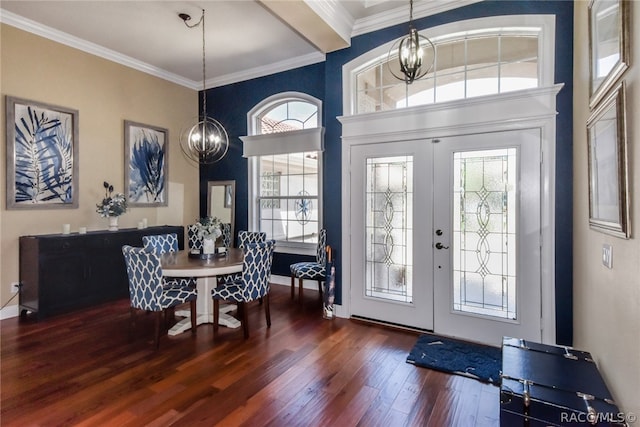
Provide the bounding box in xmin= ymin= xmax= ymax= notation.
xmin=122 ymin=245 xmax=197 ymax=349
xmin=290 ymin=229 xmax=327 ymax=303
xmin=142 ymin=233 xmax=196 ymax=289
xmin=217 ymin=231 xmax=267 ymax=286
xmin=187 ymin=224 xmax=202 ymax=251
xmin=212 ymin=240 xmax=275 ymax=339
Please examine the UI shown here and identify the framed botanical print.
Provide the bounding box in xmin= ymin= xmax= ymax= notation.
xmin=124 ymin=120 xmax=169 ymax=207
xmin=588 ymin=0 xmax=630 ymax=108
xmin=586 ymin=82 xmax=630 ymax=238
xmin=5 ymin=96 xmax=79 ymax=209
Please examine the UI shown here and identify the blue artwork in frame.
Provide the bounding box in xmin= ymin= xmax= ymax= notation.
xmin=5 ymin=96 xmax=79 ymax=209
xmin=124 ymin=120 xmax=168 ymax=207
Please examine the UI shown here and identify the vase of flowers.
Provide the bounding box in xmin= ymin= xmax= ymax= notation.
xmin=96 ymin=181 xmax=127 ymax=231
xmin=194 ymin=216 xmax=222 ymax=254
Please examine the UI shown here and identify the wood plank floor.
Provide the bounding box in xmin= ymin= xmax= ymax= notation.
xmin=1 ymin=284 xmax=500 ymax=426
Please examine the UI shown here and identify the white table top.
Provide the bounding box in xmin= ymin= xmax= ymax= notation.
xmin=160 ymin=248 xmax=243 ymax=278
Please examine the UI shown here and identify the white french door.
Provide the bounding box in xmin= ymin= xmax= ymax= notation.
xmin=349 ymin=129 xmax=542 ymax=345
xmin=432 ymin=130 xmax=541 ymax=345
xmin=350 ymin=140 xmax=434 ymax=330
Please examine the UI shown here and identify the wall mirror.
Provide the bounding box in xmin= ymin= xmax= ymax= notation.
xmin=207 ymin=180 xmax=235 ymax=246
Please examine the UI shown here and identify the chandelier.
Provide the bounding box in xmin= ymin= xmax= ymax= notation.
xmin=387 ymin=0 xmax=435 ymax=84
xmin=179 ymin=9 xmax=229 ymax=164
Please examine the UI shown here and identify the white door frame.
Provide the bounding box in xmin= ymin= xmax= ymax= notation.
xmin=338 ymin=85 xmax=563 ymax=344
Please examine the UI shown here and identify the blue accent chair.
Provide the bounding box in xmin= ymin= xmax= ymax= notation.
xmin=142 ymin=233 xmax=196 ymax=289
xmin=217 ymin=231 xmax=267 ymax=286
xmin=212 ymin=240 xmax=275 ymax=339
xmin=290 ymin=229 xmax=326 ymax=303
xmin=122 ymin=245 xmax=197 ymax=349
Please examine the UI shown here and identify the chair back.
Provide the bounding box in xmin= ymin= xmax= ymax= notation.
xmin=240 ymin=240 xmax=275 ymax=301
xmin=122 ymin=245 xmax=163 ymax=311
xmin=238 ymin=231 xmax=266 ymax=248
xmin=187 ymin=224 xmax=202 ymax=250
xmin=142 ymin=233 xmax=179 ymax=255
xmin=221 ymin=223 xmax=232 ymax=248
xmin=316 ymin=229 xmax=327 ymax=265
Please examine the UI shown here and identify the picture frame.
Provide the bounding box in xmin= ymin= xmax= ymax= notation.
xmin=588 ymin=0 xmax=630 ymax=109
xmin=586 ymin=82 xmax=629 ymax=238
xmin=124 ymin=120 xmax=168 ymax=207
xmin=5 ymin=96 xmax=79 ymax=210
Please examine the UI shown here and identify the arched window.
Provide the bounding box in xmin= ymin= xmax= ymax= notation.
xmin=344 ymin=15 xmax=555 ymax=115
xmin=241 ymin=93 xmax=324 ymax=253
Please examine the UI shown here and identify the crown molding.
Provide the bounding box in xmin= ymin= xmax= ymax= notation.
xmin=352 ymin=0 xmax=483 ymax=37
xmin=206 ymin=52 xmax=326 ymax=89
xmin=304 ymin=0 xmax=355 ymax=46
xmin=0 ymin=9 xmax=200 ymax=90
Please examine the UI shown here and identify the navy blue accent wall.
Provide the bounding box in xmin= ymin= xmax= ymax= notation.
xmin=202 ymin=0 xmax=574 ymax=344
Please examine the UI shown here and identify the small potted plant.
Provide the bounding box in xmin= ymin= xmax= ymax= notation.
xmin=96 ymin=181 xmax=127 ymax=231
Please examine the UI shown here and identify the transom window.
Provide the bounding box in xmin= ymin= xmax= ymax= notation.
xmin=345 ymin=15 xmax=555 ymax=115
xmin=242 ymin=93 xmax=324 ymax=253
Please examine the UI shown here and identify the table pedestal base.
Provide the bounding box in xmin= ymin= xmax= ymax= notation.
xmin=169 ymin=304 xmax=240 ymax=336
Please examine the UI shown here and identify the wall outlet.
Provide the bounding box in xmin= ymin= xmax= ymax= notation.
xmin=602 ymin=244 xmax=613 ymax=269
xmin=10 ymin=282 xmax=21 ymax=294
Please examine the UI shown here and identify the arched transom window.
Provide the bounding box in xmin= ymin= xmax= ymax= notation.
xmin=345 ymin=15 xmax=554 ymax=115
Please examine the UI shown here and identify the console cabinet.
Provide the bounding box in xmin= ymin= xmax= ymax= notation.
xmin=19 ymin=225 xmax=184 ymax=320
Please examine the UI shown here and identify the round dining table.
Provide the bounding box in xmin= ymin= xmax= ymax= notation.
xmin=161 ymin=248 xmax=243 ymax=336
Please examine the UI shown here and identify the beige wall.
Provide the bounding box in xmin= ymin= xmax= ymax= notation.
xmin=0 ymin=24 xmax=200 ymax=312
xmin=573 ymin=2 xmax=640 ymax=415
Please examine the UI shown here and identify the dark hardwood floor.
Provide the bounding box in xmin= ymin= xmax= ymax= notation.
xmin=1 ymin=284 xmax=499 ymax=426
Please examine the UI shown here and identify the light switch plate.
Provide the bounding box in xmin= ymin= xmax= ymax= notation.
xmin=602 ymin=244 xmax=613 ymax=269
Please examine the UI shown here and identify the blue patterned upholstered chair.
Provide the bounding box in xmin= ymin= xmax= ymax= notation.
xmin=142 ymin=233 xmax=196 ymax=289
xmin=187 ymin=224 xmax=202 ymax=251
xmin=212 ymin=240 xmax=275 ymax=339
xmin=122 ymin=245 xmax=197 ymax=349
xmin=221 ymin=223 xmax=232 ymax=248
xmin=216 ymin=231 xmax=267 ymax=286
xmin=290 ymin=229 xmax=327 ymax=303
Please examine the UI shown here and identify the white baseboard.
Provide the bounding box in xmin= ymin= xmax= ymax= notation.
xmin=0 ymin=277 xmax=346 ymax=321
xmin=270 ymin=274 xmax=345 ymax=319
xmin=1 ymin=304 xmax=19 ymax=320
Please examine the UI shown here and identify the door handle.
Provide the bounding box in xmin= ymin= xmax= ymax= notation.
xmin=435 ymin=242 xmax=449 ymax=250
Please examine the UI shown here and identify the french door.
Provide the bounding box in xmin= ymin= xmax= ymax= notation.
xmin=349 ymin=129 xmax=542 ymax=345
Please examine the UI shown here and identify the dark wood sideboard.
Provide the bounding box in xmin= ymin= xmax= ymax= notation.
xmin=19 ymin=225 xmax=184 ymax=320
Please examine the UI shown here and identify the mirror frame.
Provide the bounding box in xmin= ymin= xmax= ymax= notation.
xmin=207 ymin=180 xmax=236 ymax=246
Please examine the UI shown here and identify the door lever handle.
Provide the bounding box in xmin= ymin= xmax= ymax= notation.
xmin=435 ymin=242 xmax=449 ymax=250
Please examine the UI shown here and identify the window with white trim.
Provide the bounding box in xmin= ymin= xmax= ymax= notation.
xmin=241 ymin=93 xmax=323 ymax=253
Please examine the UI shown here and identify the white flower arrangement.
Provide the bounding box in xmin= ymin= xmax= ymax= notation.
xmin=195 ymin=216 xmax=223 ymax=240
xmin=96 ymin=181 xmax=127 ymax=218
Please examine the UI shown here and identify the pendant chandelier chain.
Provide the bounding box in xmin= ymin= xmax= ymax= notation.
xmin=201 ymin=9 xmax=206 ymax=119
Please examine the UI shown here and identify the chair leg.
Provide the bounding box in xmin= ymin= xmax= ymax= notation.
xmin=241 ymin=302 xmax=249 ymax=339
xmin=318 ymin=280 xmax=323 ymax=301
xmin=298 ymin=278 xmax=304 ymax=304
xmin=154 ymin=311 xmax=162 ymax=349
xmin=264 ymin=294 xmax=271 ymax=328
xmin=213 ymin=299 xmax=220 ymax=335
xmin=190 ymin=300 xmax=197 ymax=334
xmin=290 ymin=274 xmax=295 ymax=299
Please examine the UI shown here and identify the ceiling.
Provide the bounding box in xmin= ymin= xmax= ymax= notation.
xmin=0 ymin=0 xmax=478 ymax=90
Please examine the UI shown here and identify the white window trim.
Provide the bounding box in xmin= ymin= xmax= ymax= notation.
xmin=342 ymin=14 xmax=556 ymax=115
xmin=243 ymin=91 xmax=323 ymax=255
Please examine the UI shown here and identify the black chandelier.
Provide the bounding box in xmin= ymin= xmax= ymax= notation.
xmin=178 ymin=9 xmax=229 ymax=164
xmin=387 ymin=0 xmax=435 ymax=84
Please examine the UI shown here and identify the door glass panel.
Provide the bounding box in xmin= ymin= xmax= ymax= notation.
xmin=452 ymin=148 xmax=517 ymax=319
xmin=365 ymin=156 xmax=413 ymax=303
